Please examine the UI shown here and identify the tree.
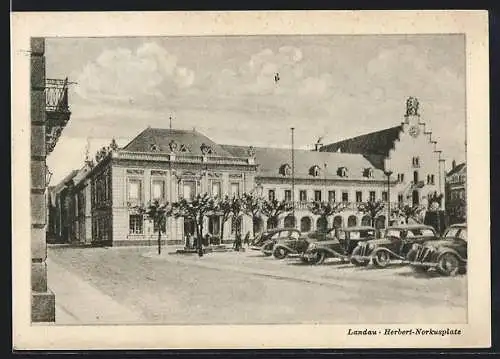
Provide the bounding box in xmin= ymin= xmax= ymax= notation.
xmin=241 ymin=192 xmax=264 ymax=239
xmin=134 ymin=200 xmax=174 ymax=255
xmin=357 ymin=200 xmax=385 ymax=227
xmin=230 ymin=196 xmax=244 ymax=251
xmin=174 ymin=193 xmax=218 ymax=257
xmin=396 ymin=204 xmax=425 ymax=224
xmin=309 ymin=201 xmax=346 ymax=232
xmin=428 ymin=191 xmax=444 ymax=209
xmin=261 ymin=198 xmax=293 ymax=229
xmin=217 ymin=195 xmax=233 ymax=244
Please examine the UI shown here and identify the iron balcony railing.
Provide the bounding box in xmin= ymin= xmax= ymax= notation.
xmin=45 ymin=78 xmax=71 ymax=113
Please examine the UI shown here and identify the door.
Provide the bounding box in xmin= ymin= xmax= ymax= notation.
xmin=412 ymin=190 xmax=420 ymax=206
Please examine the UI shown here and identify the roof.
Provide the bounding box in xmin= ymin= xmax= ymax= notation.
xmin=341 ymin=226 xmax=376 ymax=231
xmin=222 ymin=145 xmax=386 ymax=181
xmin=319 ymin=125 xmax=403 ymax=158
xmin=123 ymin=127 xmax=236 ymax=157
xmin=388 ymin=224 xmax=436 ymax=231
xmin=446 ymin=162 xmax=466 ymax=177
xmin=51 ymin=169 xmax=79 ymax=193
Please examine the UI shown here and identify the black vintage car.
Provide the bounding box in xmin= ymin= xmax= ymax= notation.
xmin=272 ymin=228 xmax=332 ymax=261
xmin=406 ymin=223 xmax=467 ymax=276
xmin=351 ymin=224 xmax=439 ymax=268
xmin=302 ymin=226 xmax=376 ymax=265
xmin=250 ymin=228 xmax=302 ymax=256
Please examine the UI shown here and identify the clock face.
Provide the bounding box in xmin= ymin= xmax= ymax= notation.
xmin=409 ymin=125 xmax=420 ymax=138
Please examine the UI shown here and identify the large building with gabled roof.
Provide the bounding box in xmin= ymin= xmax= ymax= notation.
xmin=53 ymin=97 xmax=447 ymax=246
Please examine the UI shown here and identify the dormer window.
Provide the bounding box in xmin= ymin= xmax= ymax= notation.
xmin=412 ymin=156 xmax=420 ymax=168
xmin=179 ymin=144 xmax=189 ymax=153
xmin=363 ymin=168 xmax=373 ymax=178
xmin=150 ymin=144 xmax=160 ymax=152
xmin=337 ymin=167 xmax=348 ymax=177
xmin=280 ymin=163 xmax=292 ymax=176
xmin=309 ymin=165 xmax=321 ymax=177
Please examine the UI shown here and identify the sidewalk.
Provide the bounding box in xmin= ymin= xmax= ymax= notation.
xmin=47 ymin=259 xmax=144 ymax=324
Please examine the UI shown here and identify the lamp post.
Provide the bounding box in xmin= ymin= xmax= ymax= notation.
xmin=384 ymin=170 xmax=393 ymax=227
xmin=291 ymin=127 xmax=295 ymax=226
xmin=323 ymin=163 xmax=327 ymax=202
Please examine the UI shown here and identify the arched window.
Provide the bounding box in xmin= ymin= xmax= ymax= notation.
xmin=347 ymin=215 xmax=357 ymax=227
xmin=284 ymin=215 xmax=296 ymax=229
xmin=300 ymin=217 xmax=312 ymax=232
xmin=316 ymin=217 xmax=328 ymax=232
xmin=361 ymin=215 xmax=372 ymax=226
xmin=267 ymin=217 xmax=278 ymax=230
xmin=333 ymin=215 xmax=343 ymax=229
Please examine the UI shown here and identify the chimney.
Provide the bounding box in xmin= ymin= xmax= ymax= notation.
xmin=452 ymin=160 xmax=456 ymax=169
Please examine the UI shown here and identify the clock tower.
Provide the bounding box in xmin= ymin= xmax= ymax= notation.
xmin=404 ymin=96 xmax=420 ymax=125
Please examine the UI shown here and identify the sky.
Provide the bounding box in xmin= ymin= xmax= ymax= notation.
xmin=45 ymin=35 xmax=466 ymax=184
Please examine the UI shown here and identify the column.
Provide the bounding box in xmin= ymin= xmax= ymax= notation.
xmin=31 ymin=37 xmax=55 ymax=322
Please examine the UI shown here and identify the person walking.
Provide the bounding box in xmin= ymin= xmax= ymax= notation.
xmin=244 ymin=231 xmax=251 ymax=248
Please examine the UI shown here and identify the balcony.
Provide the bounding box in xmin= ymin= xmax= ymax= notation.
xmin=289 ymin=201 xmax=401 ymax=212
xmin=45 ymin=78 xmax=73 ymax=155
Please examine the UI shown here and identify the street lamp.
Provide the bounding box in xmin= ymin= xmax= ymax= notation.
xmin=384 ymin=170 xmax=393 ymax=227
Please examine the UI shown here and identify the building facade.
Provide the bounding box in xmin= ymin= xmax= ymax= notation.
xmin=445 ymin=160 xmax=467 ymax=224
xmin=31 ymin=37 xmax=72 ymax=322
xmin=52 ymin=97 xmax=447 ymax=246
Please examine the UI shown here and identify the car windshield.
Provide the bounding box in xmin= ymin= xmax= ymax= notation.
xmin=289 ymin=231 xmax=300 ymax=239
xmin=385 ymin=229 xmax=401 ymax=238
xmin=458 ymin=228 xmax=467 ymax=241
xmin=444 ymin=227 xmax=460 ymax=239
xmin=420 ymin=228 xmax=435 ymax=237
xmin=338 ymin=231 xmax=346 ymax=240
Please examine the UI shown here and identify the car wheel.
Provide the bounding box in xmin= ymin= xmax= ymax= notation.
xmin=300 ymin=256 xmax=309 ymax=263
xmin=262 ymin=252 xmax=272 ymax=257
xmin=273 ymin=247 xmax=288 ymax=259
xmin=458 ymin=266 xmax=467 ymax=275
xmin=308 ymin=251 xmax=326 ymax=265
xmin=350 ymin=247 xmax=369 ymax=267
xmin=437 ymin=253 xmax=460 ymax=276
xmin=373 ymin=251 xmax=390 ymax=268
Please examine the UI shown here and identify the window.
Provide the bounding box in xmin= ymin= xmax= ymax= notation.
xmin=338 ymin=167 xmax=348 ymax=177
xmin=413 ymin=171 xmax=419 ymax=184
xmin=412 ymin=156 xmax=420 ymax=168
xmin=364 ymin=168 xmax=373 ymax=178
xmin=183 ymin=181 xmax=196 ymax=200
xmin=268 ymin=189 xmax=275 ymax=201
xmin=152 ymin=180 xmax=164 ymax=201
xmin=129 ymin=214 xmax=143 ymax=234
xmin=284 ymin=189 xmax=292 ymax=201
xmin=310 ymin=165 xmax=320 ymax=177
xmin=369 ymin=191 xmax=376 ymax=202
xmin=328 ymin=190 xmax=336 ymax=202
xmin=299 ymin=190 xmax=307 ymax=202
xmin=397 ymin=173 xmax=405 ymax=182
xmin=128 ymin=179 xmax=142 ymax=203
xmin=430 ymin=174 xmax=435 ymax=185
xmin=230 ymin=182 xmax=240 ymax=197
xmin=355 ymin=191 xmax=363 ymax=202
xmin=382 ymin=191 xmax=388 ymax=201
xmin=398 ymin=194 xmax=404 ymax=203
xmin=314 ymin=190 xmax=322 ymax=202
xmin=342 ymin=191 xmax=349 ymax=202
xmin=211 ymin=181 xmax=221 ymax=197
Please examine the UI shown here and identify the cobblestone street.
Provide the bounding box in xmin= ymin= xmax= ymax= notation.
xmin=47 ymin=245 xmax=467 ymax=325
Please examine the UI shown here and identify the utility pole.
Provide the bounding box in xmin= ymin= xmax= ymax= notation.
xmin=291 ymin=127 xmax=295 ymax=226
xmin=385 ymin=170 xmax=393 ymax=228
xmin=169 ymin=116 xmax=172 ymax=129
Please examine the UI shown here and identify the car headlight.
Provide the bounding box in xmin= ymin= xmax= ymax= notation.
xmin=367 ymin=243 xmax=374 ymax=250
xmin=411 ymin=243 xmax=420 ymax=251
xmin=308 ymin=243 xmax=317 ymax=250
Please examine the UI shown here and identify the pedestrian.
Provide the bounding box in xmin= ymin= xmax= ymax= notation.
xmin=185 ymin=233 xmax=190 ymax=249
xmin=244 ymin=231 xmax=251 ymax=247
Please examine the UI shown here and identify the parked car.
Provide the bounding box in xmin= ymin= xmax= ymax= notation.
xmin=272 ymin=228 xmax=332 ymax=261
xmin=250 ymin=228 xmax=302 ymax=256
xmin=405 ymin=223 xmax=467 ymax=276
xmin=351 ymin=224 xmax=439 ymax=268
xmin=303 ymin=226 xmax=376 ymax=265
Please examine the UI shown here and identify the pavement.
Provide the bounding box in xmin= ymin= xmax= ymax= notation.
xmin=47 ymin=258 xmax=143 ymax=324
xmin=46 ymin=244 xmax=467 ymax=325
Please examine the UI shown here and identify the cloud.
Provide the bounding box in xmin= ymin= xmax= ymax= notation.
xmin=74 ymin=42 xmax=195 ymax=105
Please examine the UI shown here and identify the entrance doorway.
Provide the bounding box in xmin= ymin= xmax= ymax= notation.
xmin=412 ymin=190 xmax=420 ymax=206
xmin=184 ymin=218 xmax=195 ymax=237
